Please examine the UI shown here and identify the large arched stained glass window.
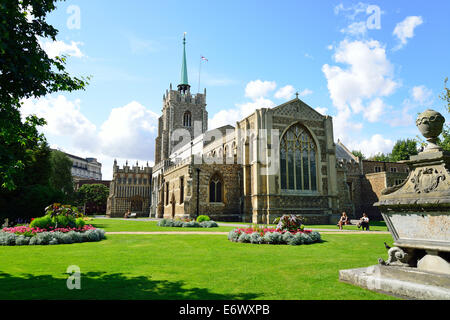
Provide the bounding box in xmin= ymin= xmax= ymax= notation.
xmin=280 ymin=123 xmax=317 ymax=191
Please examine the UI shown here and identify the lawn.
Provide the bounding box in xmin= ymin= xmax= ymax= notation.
xmin=215 ymin=220 xmax=388 ymax=232
xmin=0 ymin=232 xmax=397 ymax=300
xmin=89 ymin=219 xmax=235 ymax=232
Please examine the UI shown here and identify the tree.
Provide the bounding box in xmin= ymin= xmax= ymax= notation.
xmin=351 ymin=150 xmax=365 ymax=160
xmin=369 ymin=153 xmax=391 ymax=162
xmin=49 ymin=150 xmax=74 ymax=197
xmin=390 ymin=139 xmax=418 ymax=162
xmin=76 ymin=184 xmax=110 ymax=214
xmin=437 ymin=77 xmax=450 ymax=151
xmin=0 ymin=0 xmax=88 ymax=191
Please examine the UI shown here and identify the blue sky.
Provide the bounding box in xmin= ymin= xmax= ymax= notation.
xmin=21 ymin=0 xmax=450 ymax=179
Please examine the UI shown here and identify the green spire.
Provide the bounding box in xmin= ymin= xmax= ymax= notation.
xmin=180 ymin=32 xmax=189 ymax=86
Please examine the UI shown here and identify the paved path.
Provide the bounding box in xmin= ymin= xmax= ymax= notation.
xmin=106 ymin=231 xmax=390 ymax=235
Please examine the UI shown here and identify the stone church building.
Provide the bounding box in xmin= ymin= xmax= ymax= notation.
xmin=106 ymin=35 xmax=408 ymax=223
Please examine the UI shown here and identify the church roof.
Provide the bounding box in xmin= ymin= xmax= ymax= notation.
xmin=335 ymin=140 xmax=359 ymax=163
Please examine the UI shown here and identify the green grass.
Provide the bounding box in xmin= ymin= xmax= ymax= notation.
xmin=216 ymin=220 xmax=388 ymax=232
xmin=0 ymin=233 xmax=397 ymax=300
xmin=89 ymin=219 xmax=235 ymax=232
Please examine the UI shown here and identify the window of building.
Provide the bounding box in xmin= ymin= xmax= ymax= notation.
xmin=128 ymin=178 xmax=132 ymax=185
xmin=209 ymin=173 xmax=223 ymax=203
xmin=183 ymin=111 xmax=192 ymax=127
xmin=165 ymin=182 xmax=169 ymax=205
xmin=390 ymin=167 xmax=398 ymax=173
xmin=279 ymin=123 xmax=317 ymax=191
xmin=395 ymin=179 xmax=404 ymax=185
xmin=180 ymin=176 xmax=184 ymax=204
xmin=375 ymin=166 xmax=381 ymax=173
xmin=405 ymin=168 xmax=410 ymax=173
xmin=143 ymin=179 xmax=147 ymax=185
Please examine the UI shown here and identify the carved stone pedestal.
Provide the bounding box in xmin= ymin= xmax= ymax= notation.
xmin=339 ymin=109 xmax=450 ymax=299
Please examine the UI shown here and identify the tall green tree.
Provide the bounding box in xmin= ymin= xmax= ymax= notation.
xmin=369 ymin=153 xmax=391 ymax=162
xmin=437 ymin=77 xmax=450 ymax=151
xmin=351 ymin=150 xmax=365 ymax=160
xmin=49 ymin=150 xmax=74 ymax=197
xmin=76 ymin=184 xmax=109 ymax=214
xmin=390 ymin=139 xmax=418 ymax=162
xmin=0 ymin=0 xmax=88 ymax=191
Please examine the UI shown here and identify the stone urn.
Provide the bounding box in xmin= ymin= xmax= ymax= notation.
xmin=416 ymin=109 xmax=446 ymax=151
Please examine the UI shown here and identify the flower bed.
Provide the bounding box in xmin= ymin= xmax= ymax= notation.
xmin=0 ymin=227 xmax=106 ymax=246
xmin=157 ymin=218 xmax=219 ymax=228
xmin=228 ymin=227 xmax=321 ymax=245
xmin=0 ymin=203 xmax=106 ymax=246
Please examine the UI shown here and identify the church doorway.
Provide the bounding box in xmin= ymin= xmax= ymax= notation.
xmin=130 ymin=195 xmax=143 ymax=212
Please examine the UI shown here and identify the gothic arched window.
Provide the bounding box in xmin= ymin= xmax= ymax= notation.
xmin=183 ymin=111 xmax=192 ymax=127
xmin=209 ymin=173 xmax=223 ymax=203
xmin=280 ymin=123 xmax=317 ymax=192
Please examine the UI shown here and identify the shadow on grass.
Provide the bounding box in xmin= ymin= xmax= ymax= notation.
xmin=0 ymin=272 xmax=260 ymax=300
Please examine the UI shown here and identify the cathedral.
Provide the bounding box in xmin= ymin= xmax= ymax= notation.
xmin=106 ymin=35 xmax=408 ymax=223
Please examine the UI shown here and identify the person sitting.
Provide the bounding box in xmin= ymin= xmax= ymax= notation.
xmin=124 ymin=210 xmax=131 ymax=219
xmin=337 ymin=212 xmax=348 ymax=230
xmin=358 ymin=213 xmax=370 ymax=231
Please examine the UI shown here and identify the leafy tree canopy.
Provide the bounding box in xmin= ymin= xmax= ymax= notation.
xmin=369 ymin=153 xmax=391 ymax=162
xmin=0 ymin=0 xmax=88 ymax=190
xmin=390 ymin=139 xmax=418 ymax=162
xmin=49 ymin=149 xmax=73 ymax=196
xmin=76 ymin=184 xmax=109 ymax=208
xmin=351 ymin=150 xmax=365 ymax=160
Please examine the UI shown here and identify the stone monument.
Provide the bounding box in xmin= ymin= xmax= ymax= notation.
xmin=339 ymin=109 xmax=450 ymax=300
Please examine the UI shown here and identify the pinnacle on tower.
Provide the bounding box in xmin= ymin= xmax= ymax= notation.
xmin=178 ymin=32 xmax=190 ymax=94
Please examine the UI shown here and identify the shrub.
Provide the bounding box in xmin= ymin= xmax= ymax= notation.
xmin=53 ymin=215 xmax=76 ymax=228
xmin=35 ymin=232 xmax=53 ymax=245
xmin=282 ymin=231 xmax=294 ymax=244
xmin=30 ymin=216 xmax=54 ymax=230
xmin=274 ymin=215 xmax=305 ymax=232
xmin=75 ymin=218 xmax=85 ymax=229
xmin=15 ymin=235 xmax=30 ymax=246
xmin=263 ymin=232 xmax=283 ymax=244
xmin=238 ymin=233 xmax=251 ymax=243
xmin=288 ymin=233 xmax=305 ymax=246
xmin=250 ymin=232 xmax=263 ymax=244
xmin=196 ymin=215 xmax=211 ymax=223
xmin=173 ymin=220 xmax=184 ymax=227
xmin=228 ymin=229 xmax=240 ymax=242
xmin=200 ymin=221 xmax=218 ymax=228
xmin=182 ymin=221 xmax=200 ymax=228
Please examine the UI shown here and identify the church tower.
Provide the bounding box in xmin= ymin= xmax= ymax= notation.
xmin=154 ymin=33 xmax=208 ymax=164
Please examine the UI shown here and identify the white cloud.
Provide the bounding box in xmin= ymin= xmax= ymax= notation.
xmin=363 ymin=98 xmax=388 ymax=123
xmin=315 ymin=107 xmax=328 ymax=115
xmin=39 ymin=39 xmax=85 ymax=59
xmin=21 ymin=95 xmax=97 ymax=150
xmin=393 ymin=16 xmax=423 ymax=50
xmin=245 ymin=80 xmax=277 ymax=100
xmin=21 ymin=96 xmax=159 ymax=178
xmin=274 ymin=85 xmax=295 ymax=100
xmin=98 ymin=101 xmax=159 ymax=160
xmin=322 ymin=39 xmax=398 ymax=115
xmin=209 ymin=80 xmax=279 ymax=129
xmin=412 ymin=85 xmax=433 ymax=104
xmin=347 ymin=134 xmax=394 ymax=157
xmin=340 ymin=21 xmax=367 ymax=36
xmin=299 ymin=89 xmax=313 ymax=97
